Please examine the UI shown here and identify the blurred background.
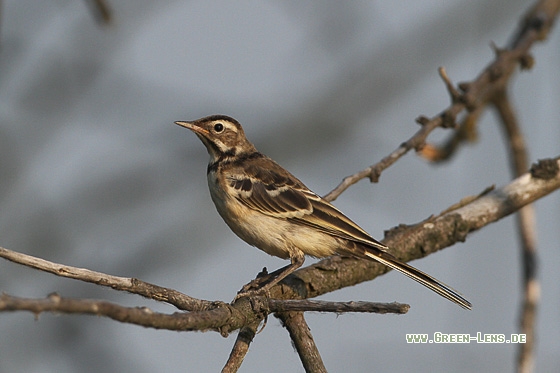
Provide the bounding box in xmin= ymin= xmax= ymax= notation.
xmin=0 ymin=1 xmax=559 ymax=372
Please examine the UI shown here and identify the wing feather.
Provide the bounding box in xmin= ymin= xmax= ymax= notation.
xmin=226 ymin=156 xmax=387 ymax=250
xmin=294 ymin=191 xmax=387 ymax=251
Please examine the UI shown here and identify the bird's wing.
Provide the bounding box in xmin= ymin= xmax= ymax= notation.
xmin=227 ymin=157 xmax=387 ymax=251
xmin=293 ymin=189 xmax=388 ymax=251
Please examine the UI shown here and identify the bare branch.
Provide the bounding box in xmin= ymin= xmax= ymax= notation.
xmin=1 ymin=158 xmax=559 ymax=334
xmin=492 ymin=89 xmax=539 ymax=373
xmin=275 ymin=158 xmax=560 ymax=301
xmin=0 ymin=247 xmax=215 ymax=312
xmin=0 ymin=2 xmax=557 ymax=373
xmin=1 ymin=156 xmax=559 ymax=337
xmin=323 ymin=115 xmax=442 ymax=202
xmin=0 ymin=293 xmax=233 ymax=332
xmin=324 ymin=0 xmax=560 ymax=202
xmin=276 ymin=312 xmax=327 ymax=373
xmin=254 ymin=298 xmax=409 ymax=315
xmin=418 ymin=106 xmax=483 ymax=162
xmin=222 ymin=322 xmax=260 ymax=373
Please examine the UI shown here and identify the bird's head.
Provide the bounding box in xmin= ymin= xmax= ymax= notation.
xmin=175 ymin=115 xmax=257 ymax=162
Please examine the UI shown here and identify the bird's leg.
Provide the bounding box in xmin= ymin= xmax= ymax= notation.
xmin=233 ymin=253 xmax=305 ymax=302
xmin=235 ymin=267 xmax=271 ymax=293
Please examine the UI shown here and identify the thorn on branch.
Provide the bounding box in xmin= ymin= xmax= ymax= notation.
xmin=419 ymin=108 xmax=482 ymax=163
xmin=490 ymin=41 xmax=505 ymax=57
xmin=458 ymin=82 xmax=471 ymax=93
xmin=530 ymin=158 xmax=560 ymax=180
xmin=525 ymin=11 xmax=548 ymax=39
xmin=519 ymin=53 xmax=535 ymax=70
xmin=218 ymin=326 xmax=231 ymax=338
xmin=438 ymin=67 xmax=462 ymax=104
xmin=486 ymin=42 xmax=507 ymax=81
xmin=439 ymin=110 xmax=458 ymax=129
xmin=413 ymin=141 xmax=426 ymax=152
xmin=528 ymin=12 xmax=546 ymax=32
xmin=488 ymin=64 xmax=504 ymax=82
xmin=415 ymin=116 xmax=430 ymax=126
xmin=368 ymin=167 xmax=381 ymax=183
xmin=438 ymin=185 xmax=495 ymax=215
xmin=47 ymin=292 xmax=62 ymax=303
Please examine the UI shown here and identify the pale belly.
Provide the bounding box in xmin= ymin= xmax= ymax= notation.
xmin=209 ymin=187 xmax=341 ymax=260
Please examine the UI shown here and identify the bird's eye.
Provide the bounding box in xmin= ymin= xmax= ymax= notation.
xmin=213 ymin=123 xmax=224 ymax=132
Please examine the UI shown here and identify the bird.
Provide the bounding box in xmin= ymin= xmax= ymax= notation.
xmin=175 ymin=115 xmax=471 ymax=310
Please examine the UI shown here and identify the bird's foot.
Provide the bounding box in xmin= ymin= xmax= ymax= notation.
xmin=232 ymin=268 xmax=275 ymax=302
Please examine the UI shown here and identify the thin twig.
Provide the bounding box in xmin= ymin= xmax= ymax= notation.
xmin=323 ymin=0 xmax=560 ymax=202
xmin=222 ymin=322 xmax=260 ymax=373
xmin=323 ymin=114 xmax=443 ymax=202
xmin=418 ymin=106 xmax=483 ymax=162
xmin=0 ymin=293 xmax=231 ymax=332
xmin=254 ymin=298 xmax=409 ymax=314
xmin=0 ymin=247 xmax=215 ymax=312
xmin=276 ymin=312 xmax=327 ymax=373
xmin=492 ymin=89 xmax=538 ymax=373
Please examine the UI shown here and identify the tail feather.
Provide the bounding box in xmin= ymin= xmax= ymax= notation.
xmin=363 ymin=250 xmax=472 ymax=310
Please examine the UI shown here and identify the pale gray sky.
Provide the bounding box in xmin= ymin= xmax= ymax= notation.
xmin=1 ymin=1 xmax=559 ymax=372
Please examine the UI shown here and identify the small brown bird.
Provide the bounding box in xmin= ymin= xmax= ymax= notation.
xmin=176 ymin=115 xmax=471 ymax=309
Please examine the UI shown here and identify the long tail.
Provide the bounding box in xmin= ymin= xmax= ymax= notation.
xmin=363 ymin=249 xmax=472 ymax=310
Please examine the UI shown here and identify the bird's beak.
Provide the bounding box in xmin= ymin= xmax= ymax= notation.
xmin=175 ymin=121 xmax=210 ymax=136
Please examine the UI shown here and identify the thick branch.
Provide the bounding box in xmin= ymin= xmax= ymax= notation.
xmin=272 ymin=158 xmax=560 ymax=301
xmin=1 ymin=158 xmax=559 ymax=332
